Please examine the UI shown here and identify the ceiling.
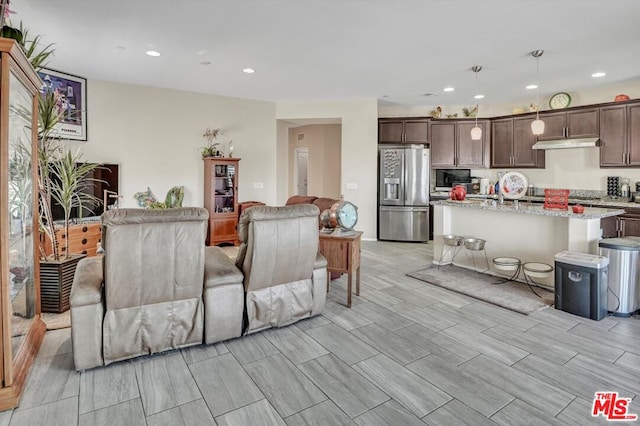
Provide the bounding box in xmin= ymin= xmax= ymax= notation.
xmin=13 ymin=0 xmax=640 ymax=108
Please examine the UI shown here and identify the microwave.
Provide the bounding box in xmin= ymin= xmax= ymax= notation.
xmin=435 ymin=169 xmax=471 ymax=191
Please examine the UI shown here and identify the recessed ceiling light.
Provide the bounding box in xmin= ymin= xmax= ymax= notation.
xmin=526 ymin=84 xmax=538 ymax=90
xmin=443 ymin=87 xmax=455 ymax=92
xmin=592 ymin=72 xmax=606 ymax=78
xmin=145 ymin=50 xmax=161 ymax=57
xmin=243 ymin=68 xmax=255 ymax=74
xmin=474 ymin=94 xmax=484 ymax=99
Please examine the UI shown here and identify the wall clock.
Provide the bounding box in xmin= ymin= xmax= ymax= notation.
xmin=549 ymin=92 xmax=571 ymax=109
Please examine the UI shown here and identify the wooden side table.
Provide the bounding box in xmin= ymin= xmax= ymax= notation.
xmin=318 ymin=231 xmax=362 ymax=307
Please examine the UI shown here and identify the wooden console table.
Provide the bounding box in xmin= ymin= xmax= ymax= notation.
xmin=319 ymin=231 xmax=362 ymax=307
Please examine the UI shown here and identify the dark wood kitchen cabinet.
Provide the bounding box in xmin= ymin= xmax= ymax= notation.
xmin=618 ymin=207 xmax=640 ymax=238
xmin=620 ymin=216 xmax=640 ymax=237
xmin=430 ymin=120 xmax=488 ymax=168
xmin=600 ymin=215 xmax=618 ymax=238
xmin=378 ymin=118 xmax=429 ymax=144
xmin=536 ymin=108 xmax=599 ymax=141
xmin=491 ymin=116 xmax=545 ymax=168
xmin=599 ymin=207 xmax=640 ymax=238
xmin=600 ymin=102 xmax=640 ymax=167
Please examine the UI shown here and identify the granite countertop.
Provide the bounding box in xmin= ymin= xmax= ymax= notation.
xmin=430 ymin=192 xmax=640 ymax=209
xmin=430 ymin=199 xmax=625 ymax=219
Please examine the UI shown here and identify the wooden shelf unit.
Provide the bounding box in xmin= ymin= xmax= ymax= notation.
xmin=203 ymin=157 xmax=240 ymax=246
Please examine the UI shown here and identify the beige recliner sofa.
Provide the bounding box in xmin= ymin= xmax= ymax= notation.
xmin=236 ymin=204 xmax=327 ymax=334
xmin=70 ymin=208 xmax=244 ymax=370
xmin=70 ymin=205 xmax=327 ymax=370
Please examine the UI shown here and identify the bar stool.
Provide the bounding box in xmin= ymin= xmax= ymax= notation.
xmin=463 ymin=237 xmax=490 ymax=273
xmin=437 ymin=235 xmax=463 ymax=267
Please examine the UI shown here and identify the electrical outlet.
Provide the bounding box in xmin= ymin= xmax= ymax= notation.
xmin=346 ymin=183 xmax=358 ymax=190
xmin=252 ymin=182 xmax=264 ymax=189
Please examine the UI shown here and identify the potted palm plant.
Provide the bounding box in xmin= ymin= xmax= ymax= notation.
xmin=37 ymin=90 xmax=100 ymax=312
xmin=5 ymin=21 xmax=99 ymax=312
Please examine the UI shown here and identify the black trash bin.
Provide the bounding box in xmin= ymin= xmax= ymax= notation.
xmin=554 ymin=251 xmax=609 ymax=321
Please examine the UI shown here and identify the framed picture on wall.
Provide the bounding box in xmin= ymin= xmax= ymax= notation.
xmin=37 ymin=68 xmax=88 ymax=141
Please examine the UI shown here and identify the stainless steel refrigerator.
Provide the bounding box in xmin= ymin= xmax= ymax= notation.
xmin=378 ymin=144 xmax=430 ymax=241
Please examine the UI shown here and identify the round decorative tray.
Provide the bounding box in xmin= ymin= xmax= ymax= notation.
xmin=499 ymin=172 xmax=528 ymax=200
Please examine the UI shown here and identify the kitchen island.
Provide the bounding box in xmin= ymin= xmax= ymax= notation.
xmin=431 ymin=199 xmax=624 ymax=287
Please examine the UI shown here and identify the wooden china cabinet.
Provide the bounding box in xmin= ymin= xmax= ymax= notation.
xmin=203 ymin=157 xmax=240 ymax=245
xmin=0 ymin=39 xmax=46 ymax=410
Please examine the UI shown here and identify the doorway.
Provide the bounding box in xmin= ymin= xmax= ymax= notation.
xmin=294 ymin=148 xmax=308 ymax=196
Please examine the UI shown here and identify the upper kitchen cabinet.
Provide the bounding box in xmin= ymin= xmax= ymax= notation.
xmin=536 ymin=108 xmax=599 ymax=141
xmin=600 ymin=102 xmax=640 ymax=167
xmin=378 ymin=118 xmax=429 ymax=144
xmin=430 ymin=120 xmax=489 ymax=168
xmin=491 ymin=116 xmax=545 ymax=168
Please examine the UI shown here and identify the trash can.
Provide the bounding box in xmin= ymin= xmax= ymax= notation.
xmin=554 ymin=251 xmax=609 ymax=320
xmin=598 ymin=238 xmax=640 ymax=316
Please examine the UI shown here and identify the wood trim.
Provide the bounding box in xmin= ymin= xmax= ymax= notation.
xmin=0 ymin=317 xmax=45 ymax=411
xmin=0 ymin=46 xmax=13 ymax=389
xmin=0 ymin=39 xmax=43 ymax=90
xmin=0 ymin=38 xmax=44 ymax=405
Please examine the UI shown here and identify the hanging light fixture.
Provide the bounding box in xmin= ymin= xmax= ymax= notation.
xmin=531 ymin=50 xmax=545 ymax=135
xmin=470 ymin=65 xmax=482 ymax=140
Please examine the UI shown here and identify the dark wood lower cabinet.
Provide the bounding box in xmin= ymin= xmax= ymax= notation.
xmin=620 ymin=215 xmax=640 ymax=238
xmin=601 ymin=215 xmax=618 ymax=238
xmin=601 ymin=207 xmax=640 ymax=238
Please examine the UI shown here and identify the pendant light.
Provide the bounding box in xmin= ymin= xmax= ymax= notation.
xmin=531 ymin=50 xmax=545 ymax=135
xmin=470 ymin=65 xmax=482 ymax=140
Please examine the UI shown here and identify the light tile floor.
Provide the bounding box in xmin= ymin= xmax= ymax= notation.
xmin=1 ymin=240 xmax=639 ymax=425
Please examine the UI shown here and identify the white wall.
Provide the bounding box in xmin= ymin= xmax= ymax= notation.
xmin=73 ymin=80 xmax=277 ymax=208
xmin=287 ymin=124 xmax=341 ymax=198
xmin=382 ymin=79 xmax=640 ymax=192
xmin=277 ymin=100 xmax=379 ymax=239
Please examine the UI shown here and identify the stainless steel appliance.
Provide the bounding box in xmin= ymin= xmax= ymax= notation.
xmin=599 ymin=238 xmax=640 ymax=316
xmin=435 ymin=168 xmax=471 ymax=191
xmin=378 ymin=145 xmax=429 ymax=241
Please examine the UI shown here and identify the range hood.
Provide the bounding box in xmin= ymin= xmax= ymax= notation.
xmin=532 ymin=137 xmax=600 ymax=150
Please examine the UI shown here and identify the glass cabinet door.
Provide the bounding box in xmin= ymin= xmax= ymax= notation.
xmin=213 ymin=163 xmax=236 ymax=214
xmin=7 ymin=71 xmax=36 ymax=360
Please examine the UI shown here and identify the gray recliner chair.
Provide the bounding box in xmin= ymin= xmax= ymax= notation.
xmin=70 ymin=208 xmax=244 ymax=370
xmin=236 ymin=204 xmax=327 ymax=334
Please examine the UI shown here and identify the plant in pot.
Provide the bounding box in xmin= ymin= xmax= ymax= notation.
xmin=200 ymin=127 xmax=223 ymax=158
xmin=37 ymin=86 xmax=101 ymax=313
xmin=8 ymin=22 xmax=97 ymax=312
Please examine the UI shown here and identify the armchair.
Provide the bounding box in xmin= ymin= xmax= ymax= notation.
xmin=236 ymin=204 xmax=327 ymax=334
xmin=70 ymin=208 xmax=244 ymax=370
